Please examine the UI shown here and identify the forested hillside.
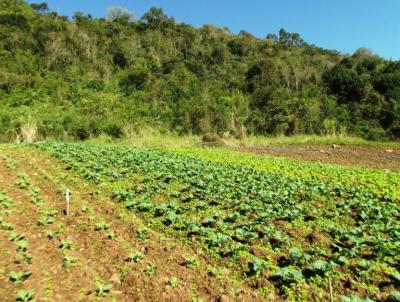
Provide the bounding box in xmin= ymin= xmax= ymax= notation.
xmin=1 ymin=0 xmax=399 ymax=142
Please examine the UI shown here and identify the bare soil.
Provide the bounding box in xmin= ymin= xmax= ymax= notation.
xmin=231 ymin=145 xmax=400 ymax=172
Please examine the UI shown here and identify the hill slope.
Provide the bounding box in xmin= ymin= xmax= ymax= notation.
xmin=0 ymin=1 xmax=399 ymax=141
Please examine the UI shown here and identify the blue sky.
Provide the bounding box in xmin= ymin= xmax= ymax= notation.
xmin=27 ymin=0 xmax=400 ymax=60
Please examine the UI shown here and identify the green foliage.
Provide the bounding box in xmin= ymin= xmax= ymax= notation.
xmin=271 ymin=267 xmax=304 ymax=285
xmin=340 ymin=295 xmax=375 ymax=302
xmin=146 ymin=264 xmax=157 ymax=275
xmin=59 ymin=239 xmax=72 ymax=250
xmin=8 ymin=271 xmax=32 ymax=284
xmin=63 ymin=254 xmax=76 ymax=266
xmin=94 ymin=220 xmax=110 ymax=230
xmin=126 ymin=251 xmax=144 ymax=263
xmin=16 ymin=289 xmax=35 ymax=302
xmin=17 ymin=252 xmax=32 ymax=264
xmin=94 ymin=281 xmax=113 ymax=297
xmin=15 ymin=239 xmax=28 ymax=252
xmin=0 ymin=1 xmax=398 ymax=141
xmin=38 ymin=142 xmax=400 ymax=300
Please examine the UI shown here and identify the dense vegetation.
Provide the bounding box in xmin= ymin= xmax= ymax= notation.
xmin=1 ymin=0 xmax=399 ymax=141
xmin=37 ymin=143 xmax=400 ymax=300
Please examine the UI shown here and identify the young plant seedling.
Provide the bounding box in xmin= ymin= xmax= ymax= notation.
xmin=95 ymin=220 xmax=110 ymax=230
xmin=1 ymin=221 xmax=14 ymax=230
xmin=146 ymin=264 xmax=157 ymax=276
xmin=8 ymin=271 xmax=32 ymax=284
xmin=9 ymin=231 xmax=24 ymax=242
xmin=126 ymin=251 xmax=144 ymax=263
xmin=16 ymin=240 xmax=29 ymax=252
xmin=16 ymin=252 xmax=32 ymax=264
xmin=59 ymin=239 xmax=72 ymax=250
xmin=167 ymin=276 xmax=179 ymax=288
xmin=47 ymin=231 xmax=56 ymax=239
xmin=106 ymin=231 xmax=116 ymax=240
xmin=136 ymin=229 xmax=149 ymax=242
xmin=183 ymin=255 xmax=199 ymax=268
xmin=16 ymin=289 xmax=35 ymax=302
xmin=95 ymin=281 xmax=113 ymax=297
xmin=81 ymin=205 xmax=91 ymax=212
xmin=63 ymin=255 xmax=77 ymax=266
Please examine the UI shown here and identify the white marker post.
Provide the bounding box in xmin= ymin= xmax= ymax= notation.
xmin=65 ymin=189 xmax=70 ymax=216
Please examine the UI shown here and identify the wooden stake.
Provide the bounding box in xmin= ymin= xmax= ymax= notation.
xmin=65 ymin=188 xmax=70 ymax=216
xmin=328 ymin=277 xmax=334 ymax=302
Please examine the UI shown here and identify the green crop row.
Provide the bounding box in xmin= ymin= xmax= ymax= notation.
xmin=35 ymin=143 xmax=400 ymax=301
xmin=166 ymin=147 xmax=400 ymax=199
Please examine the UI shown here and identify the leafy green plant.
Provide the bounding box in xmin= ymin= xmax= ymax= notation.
xmin=16 ymin=252 xmax=32 ymax=264
xmin=247 ymin=259 xmax=267 ymax=278
xmin=340 ymin=295 xmax=375 ymax=302
xmin=167 ymin=276 xmax=179 ymax=288
xmin=81 ymin=205 xmax=91 ymax=212
xmin=0 ymin=192 xmax=13 ymax=208
xmin=306 ymin=259 xmax=331 ymax=276
xmin=126 ymin=251 xmax=144 ymax=263
xmin=16 ymin=289 xmax=35 ymax=302
xmin=95 ymin=281 xmax=113 ymax=297
xmin=270 ymin=267 xmax=304 ymax=285
xmin=59 ymin=239 xmax=72 ymax=250
xmin=16 ymin=240 xmax=29 ymax=252
xmin=95 ymin=220 xmax=110 ymax=230
xmin=47 ymin=231 xmax=55 ymax=239
xmin=38 ymin=210 xmax=58 ymax=226
xmin=9 ymin=232 xmax=24 ymax=242
xmin=36 ymin=142 xmax=400 ymax=300
xmin=183 ymin=255 xmax=199 ymax=268
xmin=389 ymin=291 xmax=400 ymax=302
xmin=63 ymin=255 xmax=77 ymax=266
xmin=1 ymin=221 xmax=14 ymax=230
xmin=136 ymin=229 xmax=149 ymax=241
xmin=147 ymin=264 xmax=157 ymax=275
xmin=15 ymin=173 xmax=31 ymax=189
xmin=8 ymin=271 xmax=32 ymax=284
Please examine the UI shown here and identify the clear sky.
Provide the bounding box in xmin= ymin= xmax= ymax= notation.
xmin=27 ymin=0 xmax=400 ymax=60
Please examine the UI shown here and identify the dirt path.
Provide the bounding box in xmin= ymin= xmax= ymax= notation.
xmin=0 ymin=146 xmax=264 ymax=302
xmin=231 ymin=145 xmax=400 ymax=171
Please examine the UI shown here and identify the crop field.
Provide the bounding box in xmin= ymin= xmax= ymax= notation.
xmin=0 ymin=143 xmax=399 ymax=301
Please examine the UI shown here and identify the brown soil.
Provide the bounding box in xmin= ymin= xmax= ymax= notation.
xmin=0 ymin=146 xmax=265 ymax=302
xmin=231 ymin=145 xmax=400 ymax=172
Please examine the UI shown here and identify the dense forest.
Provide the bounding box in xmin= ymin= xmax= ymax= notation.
xmin=1 ymin=0 xmax=399 ymax=142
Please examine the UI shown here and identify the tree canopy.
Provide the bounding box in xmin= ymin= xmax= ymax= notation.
xmin=0 ymin=1 xmax=399 ymax=141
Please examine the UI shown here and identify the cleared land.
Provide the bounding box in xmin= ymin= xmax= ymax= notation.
xmin=230 ymin=145 xmax=400 ymax=172
xmin=0 ymin=143 xmax=399 ymax=302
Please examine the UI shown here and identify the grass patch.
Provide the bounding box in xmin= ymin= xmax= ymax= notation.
xmin=225 ymin=134 xmax=400 ymax=147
